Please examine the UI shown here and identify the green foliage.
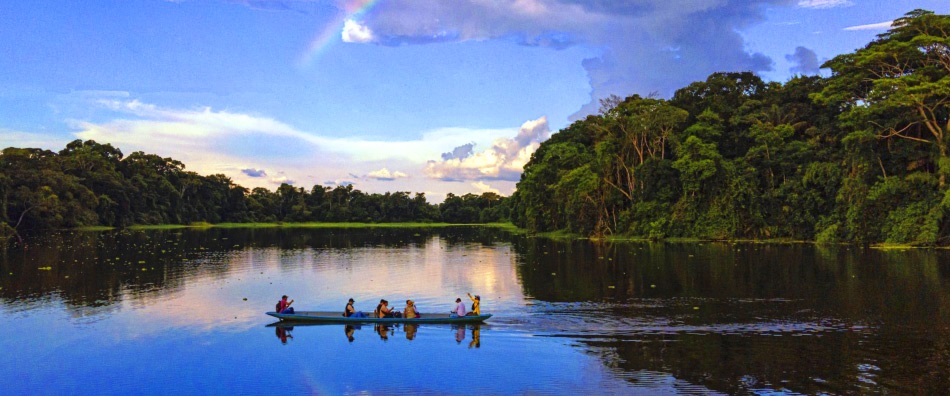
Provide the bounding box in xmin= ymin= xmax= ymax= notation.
xmin=1 ymin=141 xmax=506 ymax=230
xmin=510 ymin=9 xmax=950 ymax=245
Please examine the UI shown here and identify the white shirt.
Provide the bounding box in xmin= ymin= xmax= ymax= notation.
xmin=455 ymin=301 xmax=467 ymax=316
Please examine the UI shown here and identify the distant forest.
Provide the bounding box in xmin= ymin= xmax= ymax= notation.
xmin=0 ymin=139 xmax=510 ymax=233
xmin=3 ymin=10 xmax=948 ymax=246
xmin=509 ymin=10 xmax=950 ymax=245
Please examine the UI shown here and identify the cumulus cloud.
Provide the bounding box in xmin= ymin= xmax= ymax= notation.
xmin=797 ymin=0 xmax=853 ymax=9
xmin=325 ymin=179 xmax=354 ymax=187
xmin=844 ymin=21 xmax=893 ymax=31
xmin=342 ymin=19 xmax=375 ymax=43
xmin=68 ymin=97 xmax=545 ymax=196
xmin=471 ymin=181 xmax=500 ymax=195
xmin=441 ymin=143 xmax=475 ymax=161
xmin=785 ymin=46 xmax=821 ymax=75
xmin=241 ymin=168 xmax=267 ymax=177
xmin=424 ymin=116 xmax=549 ymax=182
xmin=327 ymin=0 xmax=782 ymax=118
xmin=270 ymin=175 xmax=294 ymax=185
xmin=366 ymin=168 xmax=409 ymax=181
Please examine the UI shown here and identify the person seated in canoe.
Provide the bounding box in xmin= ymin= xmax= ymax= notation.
xmin=467 ymin=293 xmax=481 ymax=316
xmin=404 ymin=299 xmax=420 ymax=319
xmin=452 ymin=297 xmax=467 ymax=317
xmin=375 ymin=299 xmax=397 ymax=318
xmin=276 ymin=295 xmax=294 ymax=314
xmin=344 ymin=298 xmax=367 ymax=318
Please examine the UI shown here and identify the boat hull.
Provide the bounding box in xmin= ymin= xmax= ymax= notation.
xmin=266 ymin=311 xmax=492 ymax=324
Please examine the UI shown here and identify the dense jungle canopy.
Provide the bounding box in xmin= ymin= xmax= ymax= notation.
xmin=2 ymin=10 xmax=948 ymax=245
xmin=0 ymin=139 xmax=509 ymax=233
xmin=509 ymin=10 xmax=950 ymax=245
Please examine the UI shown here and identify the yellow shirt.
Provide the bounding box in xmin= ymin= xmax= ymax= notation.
xmin=468 ymin=295 xmax=480 ymax=315
xmin=405 ymin=304 xmax=418 ymax=319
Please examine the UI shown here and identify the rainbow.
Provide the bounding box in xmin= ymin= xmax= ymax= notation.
xmin=297 ymin=0 xmax=380 ymax=68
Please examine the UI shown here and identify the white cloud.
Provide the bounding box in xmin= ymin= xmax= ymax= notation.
xmin=366 ymin=168 xmax=409 ymax=180
xmin=471 ymin=181 xmax=500 ymax=195
xmin=66 ymin=98 xmax=534 ymax=196
xmin=797 ymin=0 xmax=853 ymax=9
xmin=270 ymin=175 xmax=294 ymax=185
xmin=342 ymin=19 xmax=375 ymax=43
xmin=844 ymin=21 xmax=893 ymax=31
xmin=424 ymin=116 xmax=549 ymax=182
xmin=330 ymin=0 xmax=783 ymax=118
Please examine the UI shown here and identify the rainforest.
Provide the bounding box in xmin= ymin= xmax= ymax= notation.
xmin=3 ymin=10 xmax=949 ymax=246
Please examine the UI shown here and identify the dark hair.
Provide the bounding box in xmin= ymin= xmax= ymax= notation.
xmin=282 ymin=295 xmax=288 ymax=299
xmin=348 ymin=298 xmax=355 ymax=303
xmin=456 ymin=298 xmax=462 ymax=302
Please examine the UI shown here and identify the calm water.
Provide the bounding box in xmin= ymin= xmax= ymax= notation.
xmin=1 ymin=227 xmax=948 ymax=395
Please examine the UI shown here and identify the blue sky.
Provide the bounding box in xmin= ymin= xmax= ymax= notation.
xmin=2 ymin=0 xmax=947 ymax=201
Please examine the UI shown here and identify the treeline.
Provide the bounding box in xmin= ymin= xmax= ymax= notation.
xmin=510 ymin=10 xmax=950 ymax=245
xmin=0 ymin=141 xmax=510 ymax=233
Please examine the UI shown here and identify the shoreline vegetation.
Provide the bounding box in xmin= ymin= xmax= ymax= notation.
xmin=76 ymin=222 xmax=520 ymax=231
xmin=68 ymin=222 xmax=934 ymax=249
xmin=3 ymin=10 xmax=949 ymax=248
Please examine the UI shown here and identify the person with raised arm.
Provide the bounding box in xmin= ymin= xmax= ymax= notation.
xmin=467 ymin=293 xmax=481 ymax=316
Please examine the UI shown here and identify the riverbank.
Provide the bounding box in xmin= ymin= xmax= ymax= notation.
xmin=75 ymin=222 xmax=519 ymax=231
xmin=55 ymin=222 xmax=945 ymax=249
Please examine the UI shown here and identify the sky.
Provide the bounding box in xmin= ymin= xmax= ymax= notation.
xmin=1 ymin=0 xmax=948 ymax=202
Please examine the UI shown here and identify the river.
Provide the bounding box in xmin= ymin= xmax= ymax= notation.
xmin=1 ymin=227 xmax=948 ymax=394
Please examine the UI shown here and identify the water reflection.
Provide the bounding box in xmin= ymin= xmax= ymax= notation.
xmin=274 ymin=325 xmax=293 ymax=344
xmin=2 ymin=228 xmax=949 ymax=394
xmin=268 ymin=322 xmax=484 ymax=347
xmin=510 ymin=238 xmax=950 ymax=394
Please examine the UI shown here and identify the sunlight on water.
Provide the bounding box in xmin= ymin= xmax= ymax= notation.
xmin=1 ymin=227 xmax=949 ymax=394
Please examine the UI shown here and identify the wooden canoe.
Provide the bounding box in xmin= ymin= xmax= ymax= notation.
xmin=266 ymin=311 xmax=492 ymax=324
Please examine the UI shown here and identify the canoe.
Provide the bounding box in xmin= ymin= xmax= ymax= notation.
xmin=266 ymin=310 xmax=492 ymax=324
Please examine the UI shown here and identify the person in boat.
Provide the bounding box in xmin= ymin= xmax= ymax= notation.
xmin=376 ymin=299 xmax=396 ymax=318
xmin=276 ymin=295 xmax=294 ymax=314
xmin=452 ymin=297 xmax=467 ymax=317
xmin=344 ymin=298 xmax=367 ymax=318
xmin=467 ymin=293 xmax=481 ymax=316
xmin=404 ymin=299 xmax=420 ymax=319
